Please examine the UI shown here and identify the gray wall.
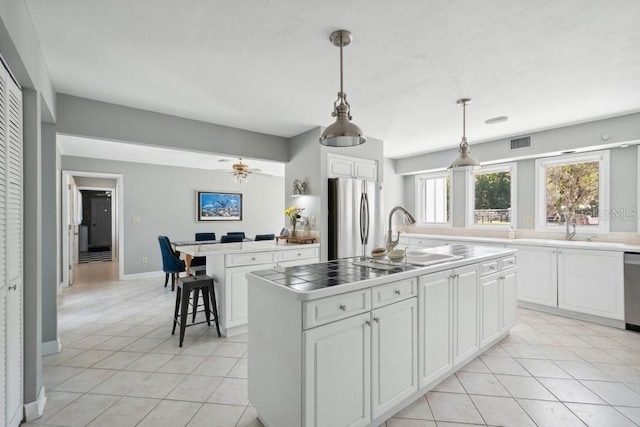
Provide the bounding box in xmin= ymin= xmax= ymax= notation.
xmin=62 ymin=156 xmax=285 ymax=275
xmin=75 ymin=177 xmax=117 ymax=189
xmin=57 ymin=94 xmax=289 ymax=162
xmin=383 ymin=158 xmax=405 ymax=229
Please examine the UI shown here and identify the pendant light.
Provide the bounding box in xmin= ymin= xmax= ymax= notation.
xmin=319 ymin=30 xmax=366 ymax=147
xmin=448 ymin=98 xmax=480 ymax=169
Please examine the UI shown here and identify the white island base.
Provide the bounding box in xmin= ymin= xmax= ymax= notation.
xmin=248 ymin=245 xmax=518 ymax=427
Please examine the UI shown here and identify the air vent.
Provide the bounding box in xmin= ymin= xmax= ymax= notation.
xmin=510 ymin=136 xmax=531 ymax=150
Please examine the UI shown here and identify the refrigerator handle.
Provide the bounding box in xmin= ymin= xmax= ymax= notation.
xmin=361 ymin=192 xmax=370 ymax=244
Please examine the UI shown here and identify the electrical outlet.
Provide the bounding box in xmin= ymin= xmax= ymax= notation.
xmin=523 ymin=215 xmax=533 ymax=224
xmin=457 ymin=216 xmax=465 ymax=225
xmin=132 ymin=216 xmax=141 ymax=223
xmin=142 ymin=256 xmax=148 ymax=264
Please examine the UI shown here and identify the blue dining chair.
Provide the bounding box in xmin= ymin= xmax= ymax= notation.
xmin=158 ymin=236 xmax=185 ymax=291
xmin=255 ymin=234 xmax=275 ymax=241
xmin=220 ymin=234 xmax=243 ymax=243
xmin=227 ymin=232 xmax=246 ymax=239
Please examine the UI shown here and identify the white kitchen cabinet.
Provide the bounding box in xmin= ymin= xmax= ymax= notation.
xmin=224 ymin=263 xmax=277 ymax=329
xmin=418 ymin=270 xmax=453 ymax=387
xmin=328 ymin=154 xmax=378 ymax=181
xmin=558 ymin=248 xmax=624 ymax=320
xmin=502 ymin=270 xmax=517 ymax=331
xmin=303 ymin=312 xmax=371 ymax=427
xmin=371 ymin=298 xmax=418 ymax=418
xmin=480 ymin=273 xmax=501 ymax=348
xmin=453 ymin=265 xmax=480 ymax=366
xmin=508 ymin=245 xmax=557 ymax=307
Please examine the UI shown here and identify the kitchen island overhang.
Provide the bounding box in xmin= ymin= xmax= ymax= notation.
xmin=247 ymin=244 xmax=518 ymax=427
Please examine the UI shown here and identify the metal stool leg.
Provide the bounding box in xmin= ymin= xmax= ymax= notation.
xmin=209 ymin=281 xmax=221 ymax=337
xmin=179 ymin=285 xmax=190 ymax=347
xmin=192 ymin=288 xmax=200 ymax=323
xmin=202 ymin=286 xmax=211 ymax=326
xmin=172 ymin=286 xmax=181 ymax=335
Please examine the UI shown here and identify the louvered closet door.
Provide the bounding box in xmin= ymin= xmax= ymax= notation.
xmin=5 ymin=67 xmax=23 ymax=427
xmin=0 ymin=64 xmax=8 ymax=427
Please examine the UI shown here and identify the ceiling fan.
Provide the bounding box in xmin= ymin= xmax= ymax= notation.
xmin=230 ymin=158 xmax=261 ymax=183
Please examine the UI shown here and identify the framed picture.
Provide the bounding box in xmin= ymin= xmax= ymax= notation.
xmin=196 ymin=191 xmax=243 ymax=221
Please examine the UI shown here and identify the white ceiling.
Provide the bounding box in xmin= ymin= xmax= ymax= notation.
xmin=58 ymin=134 xmax=285 ymax=176
xmin=26 ymin=0 xmax=640 ymax=159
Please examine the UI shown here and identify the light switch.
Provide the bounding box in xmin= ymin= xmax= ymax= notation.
xmin=132 ymin=216 xmax=141 ymax=223
xmin=523 ymin=215 xmax=533 ymax=224
xmin=309 ymin=216 xmax=316 ymax=226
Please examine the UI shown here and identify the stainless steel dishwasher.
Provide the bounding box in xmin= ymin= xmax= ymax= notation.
xmin=624 ymin=253 xmax=640 ymax=331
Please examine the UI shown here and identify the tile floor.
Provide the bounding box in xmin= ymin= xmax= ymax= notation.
xmin=27 ymin=261 xmax=640 ymax=426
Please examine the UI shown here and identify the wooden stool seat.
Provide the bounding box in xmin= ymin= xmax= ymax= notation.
xmin=172 ymin=275 xmax=221 ymax=346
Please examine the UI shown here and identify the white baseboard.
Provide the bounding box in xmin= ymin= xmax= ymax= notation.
xmin=42 ymin=337 xmax=61 ymax=356
xmin=122 ymin=270 xmax=165 ymax=280
xmin=24 ymin=386 xmax=47 ymax=421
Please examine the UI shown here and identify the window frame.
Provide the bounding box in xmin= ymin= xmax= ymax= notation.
xmin=534 ymin=150 xmax=610 ymax=233
xmin=414 ymin=170 xmax=452 ymax=227
xmin=466 ymin=162 xmax=518 ymax=229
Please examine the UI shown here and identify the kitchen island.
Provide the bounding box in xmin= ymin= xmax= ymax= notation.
xmin=248 ymin=244 xmax=517 ymax=427
xmin=176 ymin=240 xmax=319 ymax=336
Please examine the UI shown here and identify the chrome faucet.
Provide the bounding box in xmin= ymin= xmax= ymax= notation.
xmin=386 ymin=206 xmax=416 ymax=251
xmin=565 ymin=212 xmax=576 ymax=240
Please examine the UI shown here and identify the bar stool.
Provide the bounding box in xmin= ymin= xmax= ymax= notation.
xmin=172 ymin=275 xmax=221 ymax=346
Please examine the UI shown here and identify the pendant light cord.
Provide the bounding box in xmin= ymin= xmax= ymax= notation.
xmin=339 ymin=34 xmax=344 ymax=98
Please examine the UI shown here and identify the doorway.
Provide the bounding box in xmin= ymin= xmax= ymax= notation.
xmin=61 ymin=171 xmax=124 ymax=287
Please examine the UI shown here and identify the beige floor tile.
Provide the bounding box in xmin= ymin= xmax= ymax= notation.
xmin=456 ymin=372 xmax=510 ymax=397
xmin=46 ymin=393 xmax=120 ymax=426
xmin=92 ymin=351 xmax=145 ymax=370
xmin=193 ymin=356 xmax=238 ymax=376
xmin=91 ymin=336 xmax=138 ymax=351
xmin=565 ymin=402 xmax=636 ymax=426
xmin=65 ymin=335 xmax=112 ymax=349
xmin=236 ymin=406 xmax=264 ymax=427
xmin=592 ymin=362 xmax=640 ymax=383
xmin=157 ymin=354 xmax=206 ymax=374
xmin=480 ymin=355 xmax=530 ymax=376
xmin=534 ymin=345 xmax=584 ymax=361
xmin=516 ymin=358 xmax=572 ymax=378
xmin=54 ymin=368 xmax=116 ymax=393
xmin=42 ymin=348 xmax=86 ymax=366
xmin=393 ymin=396 xmax=433 ymax=420
xmin=187 ymin=403 xmax=245 ymax=427
xmin=537 ymin=377 xmax=606 ymax=404
xmin=121 ymin=337 xmax=166 ymax=352
xmin=425 ymin=392 xmax=484 ymax=424
xmin=495 ymin=374 xmax=557 ymax=400
xmin=554 ymin=360 xmax=615 ymax=381
xmin=166 ymin=374 xmax=224 ymax=402
xmin=137 ymin=399 xmax=202 ymax=427
xmin=42 ymin=366 xmax=85 ymax=389
xmin=151 ymin=337 xmax=188 ymax=354
xmin=207 ymin=377 xmax=249 ymax=405
xmin=433 ymin=423 xmax=484 ymax=427
xmin=385 ymin=419 xmax=436 ymax=427
xmin=501 ymin=343 xmax=547 ymax=359
xmin=227 ymin=358 xmax=248 ymax=379
xmin=32 ymin=390 xmax=83 ymax=422
xmin=470 ymin=394 xmax=535 ymax=426
xmin=457 ymin=358 xmax=490 ymax=373
xmin=87 ymin=396 xmax=160 ymax=427
xmin=60 ymin=349 xmax=115 ymax=368
xmin=90 ymin=370 xmax=151 ymax=395
xmin=213 ymin=342 xmax=248 ymax=358
xmin=581 ymin=380 xmax=640 ymax=406
xmin=127 ymin=372 xmax=187 ymax=399
xmin=432 ymin=375 xmax=465 ymax=393
xmin=616 ymin=406 xmax=640 ymax=424
xmin=517 ymin=399 xmax=585 ymax=427
xmin=124 ymin=352 xmax=174 ymax=372
xmin=569 ymin=346 xmax=625 ymax=364
xmin=482 ymin=344 xmax=510 ymax=357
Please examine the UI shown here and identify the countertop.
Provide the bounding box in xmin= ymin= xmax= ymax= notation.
xmin=248 ymin=244 xmax=516 ymax=301
xmin=401 ymin=232 xmax=640 ymax=252
xmin=175 ymin=240 xmax=319 ymax=256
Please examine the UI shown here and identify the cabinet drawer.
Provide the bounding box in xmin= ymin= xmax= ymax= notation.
xmin=225 ymin=251 xmax=276 ymax=267
xmin=501 ymin=256 xmax=517 ymax=270
xmin=303 ymin=290 xmax=371 ymax=329
xmin=372 ymin=278 xmax=417 ymax=308
xmin=277 ymin=247 xmax=319 ymax=261
xmin=480 ymin=260 xmax=499 ymax=276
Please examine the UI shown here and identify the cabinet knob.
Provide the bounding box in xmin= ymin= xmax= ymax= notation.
xmin=8 ymin=285 xmax=17 ymax=291
xmin=365 ymin=320 xmax=371 ymax=326
xmin=251 ymin=257 xmax=256 ymax=261
xmin=297 ymin=253 xmax=302 ymax=256
xmin=339 ymin=304 xmax=347 ymax=311
xmin=373 ymin=317 xmax=380 ymax=323
xmin=489 ymin=266 xmax=495 ymax=270
xmin=394 ymin=289 xmax=401 ymax=295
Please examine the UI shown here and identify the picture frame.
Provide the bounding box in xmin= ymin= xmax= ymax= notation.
xmin=196 ymin=191 xmax=243 ymax=221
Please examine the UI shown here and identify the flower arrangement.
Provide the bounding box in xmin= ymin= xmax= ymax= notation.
xmin=285 ymin=206 xmax=305 ymax=235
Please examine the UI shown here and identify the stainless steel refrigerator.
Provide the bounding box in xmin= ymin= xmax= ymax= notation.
xmin=328 ymin=178 xmax=383 ymax=260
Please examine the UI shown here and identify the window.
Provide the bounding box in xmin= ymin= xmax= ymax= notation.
xmin=415 ymin=171 xmax=450 ymax=225
xmin=467 ymin=163 xmax=517 ymax=228
xmin=535 ymin=151 xmax=609 ymax=232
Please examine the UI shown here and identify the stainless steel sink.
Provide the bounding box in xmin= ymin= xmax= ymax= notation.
xmin=406 ymin=250 xmax=463 ymax=266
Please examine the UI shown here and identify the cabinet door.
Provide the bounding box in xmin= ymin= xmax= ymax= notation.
xmin=558 ymin=249 xmax=624 ymax=320
xmin=502 ymin=270 xmax=518 ymax=331
xmin=508 ymin=245 xmax=557 ymax=307
xmin=480 ymin=273 xmax=500 ymax=348
xmin=225 ymin=263 xmax=276 ymax=328
xmin=371 ymin=298 xmax=418 ymax=418
xmin=328 ymin=156 xmax=355 ymax=178
xmin=304 ymin=313 xmax=371 ymax=427
xmin=354 ymin=160 xmax=377 ymax=181
xmin=454 ymin=265 xmax=479 ymax=366
xmin=418 ymin=270 xmax=453 ymax=388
